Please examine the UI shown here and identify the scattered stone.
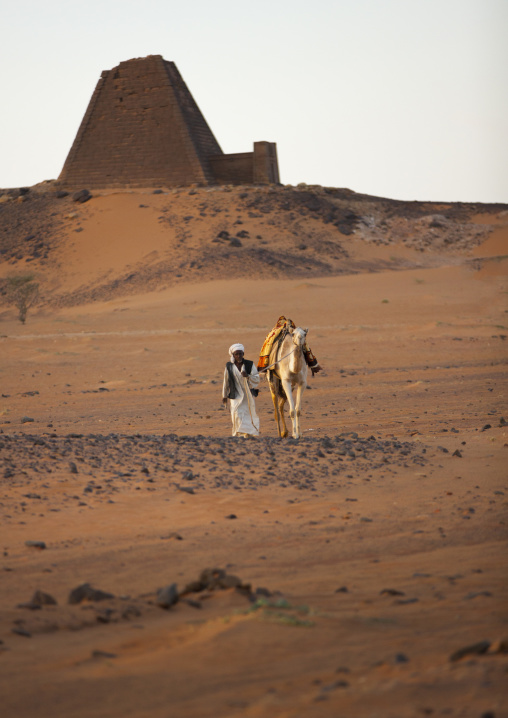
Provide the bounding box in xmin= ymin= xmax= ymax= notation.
xmin=225 ymin=514 xmax=237 ymax=519
xmin=380 ymin=588 xmax=405 ymax=596
xmin=481 ymin=424 xmax=492 ymax=432
xmin=335 ymin=586 xmax=349 ymax=593
xmin=177 ymin=485 xmax=195 ymax=494
xmin=69 ymin=461 xmax=78 ymax=474
xmin=72 ymin=189 xmax=91 ymax=203
xmin=464 ymin=591 xmax=492 ymax=600
xmin=20 ymin=417 xmax=34 ymax=424
xmin=25 ymin=540 xmax=46 ymax=549
xmin=55 ymin=190 xmax=69 ymax=198
xmin=17 ymin=601 xmax=42 ymax=610
xmin=31 ymin=590 xmax=57 ymax=606
xmin=95 ymin=608 xmax=115 ymax=623
xmin=452 ymin=449 xmax=462 ymax=458
xmin=394 ymin=653 xmax=409 ymax=663
xmin=91 ymin=650 xmax=117 ymax=659
xmin=68 ymin=583 xmax=115 ymax=604
xmin=11 ymin=627 xmax=31 ymax=638
xmin=156 ymin=583 xmax=179 ymax=609
xmin=449 ymin=640 xmax=491 ymax=662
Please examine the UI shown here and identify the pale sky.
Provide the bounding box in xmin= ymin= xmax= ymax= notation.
xmin=1 ymin=0 xmax=507 ymax=203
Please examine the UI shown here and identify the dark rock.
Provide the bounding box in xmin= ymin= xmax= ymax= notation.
xmin=254 ymin=587 xmax=272 ymax=597
xmin=181 ymin=579 xmax=206 ymax=594
xmin=11 ymin=627 xmax=31 ymax=638
xmin=200 ymin=568 xmax=226 ymax=587
xmin=72 ymin=189 xmax=91 ymax=203
xmin=25 ymin=540 xmax=46 ymax=549
xmin=68 ymin=583 xmax=114 ymax=604
xmin=21 ymin=417 xmax=35 ymax=424
xmin=218 ymin=574 xmax=243 ymax=589
xmin=160 ymin=532 xmax=183 ymax=541
xmin=17 ymin=602 xmax=42 ymax=610
xmin=452 ymin=449 xmax=462 ymax=457
xmin=481 ymin=424 xmax=492 ymax=431
xmin=464 ymin=591 xmax=492 ymax=600
xmin=55 ymin=190 xmax=69 ymax=198
xmin=156 ymin=583 xmax=179 ymax=609
xmin=31 ymin=590 xmax=57 ymax=606
xmin=69 ymin=461 xmax=78 ymax=474
xmin=380 ymin=588 xmax=405 ymax=596
xmin=449 ymin=640 xmax=491 ymax=662
xmin=177 ymin=485 xmax=194 ymax=494
xmin=225 ymin=514 xmax=237 ymax=519
xmin=394 ymin=653 xmax=409 ymax=663
xmin=335 ymin=586 xmax=349 ymax=593
xmin=91 ymin=650 xmax=117 ymax=659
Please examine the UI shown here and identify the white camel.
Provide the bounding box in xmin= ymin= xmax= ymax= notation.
xmin=266 ymin=322 xmax=308 ymax=439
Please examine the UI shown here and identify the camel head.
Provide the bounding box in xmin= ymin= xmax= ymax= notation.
xmin=292 ymin=327 xmax=308 ymax=346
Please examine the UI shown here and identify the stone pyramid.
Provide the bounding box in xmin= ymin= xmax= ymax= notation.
xmin=58 ymin=55 xmax=279 ymax=188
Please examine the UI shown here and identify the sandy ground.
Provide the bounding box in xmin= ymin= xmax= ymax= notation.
xmin=0 ymin=189 xmax=507 ymax=717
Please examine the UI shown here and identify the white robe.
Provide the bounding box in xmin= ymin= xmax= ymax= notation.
xmin=223 ymin=363 xmax=260 ymax=436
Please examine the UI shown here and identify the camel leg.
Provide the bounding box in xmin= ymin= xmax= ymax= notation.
xmin=269 ymin=386 xmax=283 ymax=437
xmin=281 ymin=379 xmax=298 ymax=439
xmin=268 ymin=374 xmax=285 ymax=438
xmin=278 ymin=395 xmax=288 ymax=438
xmin=294 ymin=382 xmax=305 ymax=439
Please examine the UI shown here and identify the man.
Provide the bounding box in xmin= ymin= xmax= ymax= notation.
xmin=258 ymin=316 xmax=322 ymax=375
xmin=222 ymin=343 xmax=260 ymax=437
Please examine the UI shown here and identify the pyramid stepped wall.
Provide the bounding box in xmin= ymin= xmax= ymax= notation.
xmin=59 ymin=55 xmax=279 ymax=188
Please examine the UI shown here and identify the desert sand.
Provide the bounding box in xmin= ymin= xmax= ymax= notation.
xmin=0 ymin=184 xmax=507 ymax=717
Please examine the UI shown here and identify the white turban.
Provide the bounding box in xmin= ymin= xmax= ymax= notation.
xmin=229 ymin=343 xmax=244 ymax=361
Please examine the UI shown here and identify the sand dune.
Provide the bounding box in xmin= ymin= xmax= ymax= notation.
xmin=0 ymin=184 xmax=507 ymax=717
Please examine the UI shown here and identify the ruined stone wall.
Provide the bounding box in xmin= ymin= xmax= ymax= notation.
xmin=208 ymin=143 xmax=280 ymax=185
xmin=208 ymin=152 xmax=253 ymax=185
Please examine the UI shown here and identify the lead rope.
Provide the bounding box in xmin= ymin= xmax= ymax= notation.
xmin=258 ymin=346 xmax=296 ymax=373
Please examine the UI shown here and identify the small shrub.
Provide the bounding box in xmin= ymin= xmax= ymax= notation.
xmin=5 ymin=274 xmax=39 ymax=324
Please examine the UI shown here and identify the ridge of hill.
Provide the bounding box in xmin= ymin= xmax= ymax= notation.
xmin=0 ymin=181 xmax=506 ymax=309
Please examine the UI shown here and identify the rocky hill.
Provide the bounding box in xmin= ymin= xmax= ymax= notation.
xmin=0 ymin=181 xmax=506 ymax=308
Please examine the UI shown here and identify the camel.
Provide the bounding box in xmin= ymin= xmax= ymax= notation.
xmin=266 ymin=322 xmax=308 ymax=439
